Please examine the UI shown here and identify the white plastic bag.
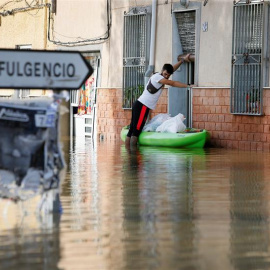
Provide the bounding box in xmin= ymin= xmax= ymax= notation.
xmin=156 ymin=113 xmax=186 ymax=133
xmin=143 ymin=113 xmax=171 ymax=132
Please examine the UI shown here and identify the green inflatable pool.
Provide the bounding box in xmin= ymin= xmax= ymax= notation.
xmin=121 ymin=126 xmax=209 ymax=148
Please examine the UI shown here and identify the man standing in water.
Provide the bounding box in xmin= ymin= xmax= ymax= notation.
xmin=125 ymin=53 xmax=193 ymax=148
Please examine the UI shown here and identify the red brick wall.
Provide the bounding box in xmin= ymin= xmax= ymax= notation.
xmin=192 ymin=88 xmax=270 ymax=151
xmin=97 ymin=87 xmax=270 ymax=151
xmin=96 ymin=88 xmax=168 ymax=140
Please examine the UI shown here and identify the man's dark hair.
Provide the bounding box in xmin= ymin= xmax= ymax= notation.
xmin=162 ymin=64 xmax=174 ymax=75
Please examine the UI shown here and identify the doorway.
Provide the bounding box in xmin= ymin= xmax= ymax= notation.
xmin=170 ymin=3 xmax=201 ymax=127
xmin=70 ymin=52 xmax=101 ymax=138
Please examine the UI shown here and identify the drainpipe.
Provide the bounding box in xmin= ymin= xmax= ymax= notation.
xmin=144 ymin=0 xmax=157 ymax=86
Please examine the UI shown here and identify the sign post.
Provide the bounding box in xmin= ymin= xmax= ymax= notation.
xmin=0 ymin=49 xmax=93 ymax=89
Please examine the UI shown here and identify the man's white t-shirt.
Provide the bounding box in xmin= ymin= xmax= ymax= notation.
xmin=138 ymin=73 xmax=164 ymax=110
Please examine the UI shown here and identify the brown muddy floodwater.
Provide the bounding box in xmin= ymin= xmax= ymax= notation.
xmin=1 ymin=137 xmax=270 ymax=270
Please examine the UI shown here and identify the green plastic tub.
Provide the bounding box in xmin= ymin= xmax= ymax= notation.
xmin=121 ymin=126 xmax=208 ymax=148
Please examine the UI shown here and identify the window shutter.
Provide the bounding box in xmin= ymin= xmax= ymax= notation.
xmin=175 ymin=11 xmax=196 ymax=55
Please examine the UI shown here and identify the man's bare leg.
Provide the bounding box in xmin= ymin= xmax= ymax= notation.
xmin=130 ymin=136 xmax=138 ymax=147
xmin=125 ymin=136 xmax=131 ymax=148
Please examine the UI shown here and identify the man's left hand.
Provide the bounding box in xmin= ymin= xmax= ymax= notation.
xmin=177 ymin=53 xmax=191 ymax=63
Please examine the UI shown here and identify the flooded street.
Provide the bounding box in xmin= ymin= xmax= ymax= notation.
xmin=1 ymin=138 xmax=270 ymax=270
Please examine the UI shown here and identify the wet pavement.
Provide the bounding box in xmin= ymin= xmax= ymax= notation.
xmin=1 ymin=137 xmax=270 ymax=270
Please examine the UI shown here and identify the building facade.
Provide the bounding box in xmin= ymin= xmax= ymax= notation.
xmin=1 ymin=0 xmax=270 ymax=150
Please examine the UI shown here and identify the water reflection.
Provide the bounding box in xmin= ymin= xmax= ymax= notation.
xmin=229 ymin=153 xmax=270 ymax=270
xmin=2 ymin=140 xmax=270 ymax=270
xmin=121 ymin=146 xmax=205 ymax=269
xmin=0 ymin=200 xmax=62 ymax=270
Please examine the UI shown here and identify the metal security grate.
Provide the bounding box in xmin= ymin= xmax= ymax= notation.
xmin=231 ymin=2 xmax=264 ymax=115
xmin=175 ymin=11 xmax=196 ymax=55
xmin=122 ymin=7 xmax=150 ymax=109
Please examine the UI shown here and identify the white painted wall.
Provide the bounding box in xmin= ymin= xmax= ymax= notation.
xmin=53 ymin=0 xmax=107 ymax=44
xmin=198 ymin=0 xmax=233 ymax=87
xmin=0 ymin=0 xmax=236 ymax=90
xmin=0 ymin=0 xmax=48 ymax=49
xmin=0 ymin=0 xmax=50 ymax=96
xmin=107 ymin=0 xmax=234 ymax=87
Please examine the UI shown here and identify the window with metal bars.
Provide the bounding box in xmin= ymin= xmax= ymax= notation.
xmin=122 ymin=7 xmax=151 ymax=109
xmin=231 ymin=1 xmax=270 ymax=115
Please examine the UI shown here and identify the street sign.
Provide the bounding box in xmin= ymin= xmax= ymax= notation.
xmin=0 ymin=49 xmax=93 ymax=90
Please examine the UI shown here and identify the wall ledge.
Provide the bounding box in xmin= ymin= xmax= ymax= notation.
xmin=193 ymin=87 xmax=230 ymax=89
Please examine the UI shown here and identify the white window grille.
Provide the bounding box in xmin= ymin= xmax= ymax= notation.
xmin=122 ymin=7 xmax=151 ymax=109
xmin=231 ymin=1 xmax=270 ymax=115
